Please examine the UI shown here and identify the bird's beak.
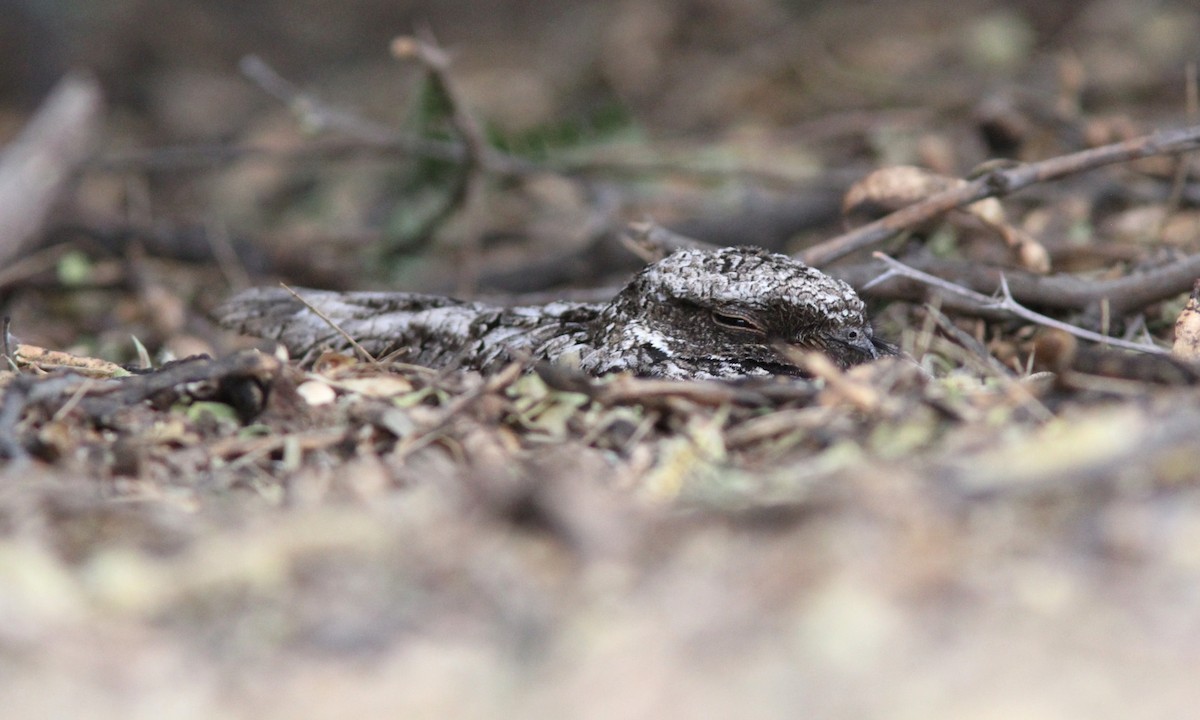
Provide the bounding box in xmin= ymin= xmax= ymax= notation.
xmin=829 ymin=326 xmax=882 ymax=367
xmin=774 ymin=328 xmax=879 ymax=372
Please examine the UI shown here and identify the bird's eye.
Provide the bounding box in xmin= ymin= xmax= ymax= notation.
xmin=844 ymin=329 xmax=861 ymax=342
xmin=711 ymin=311 xmax=760 ymax=331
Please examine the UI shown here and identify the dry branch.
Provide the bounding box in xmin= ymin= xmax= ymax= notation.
xmin=868 ymin=254 xmax=1168 ymax=355
xmin=0 ymin=350 xmax=281 ymax=459
xmin=801 ymin=123 xmax=1200 ymax=267
xmin=833 ymin=251 xmax=1200 ymax=318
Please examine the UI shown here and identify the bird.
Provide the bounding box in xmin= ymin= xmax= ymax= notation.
xmin=217 ymin=246 xmax=885 ymax=380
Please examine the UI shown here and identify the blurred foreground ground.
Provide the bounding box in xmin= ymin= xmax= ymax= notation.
xmin=4 ymin=1 xmax=1200 ymax=718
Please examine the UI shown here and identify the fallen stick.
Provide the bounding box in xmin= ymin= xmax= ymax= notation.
xmin=800 ymin=123 xmax=1200 ymax=267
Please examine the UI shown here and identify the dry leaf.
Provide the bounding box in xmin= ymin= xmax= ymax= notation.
xmin=1172 ymin=280 xmax=1200 ymax=361
xmin=843 ymin=165 xmax=1050 ymax=273
xmin=13 ymin=344 xmax=128 ymax=377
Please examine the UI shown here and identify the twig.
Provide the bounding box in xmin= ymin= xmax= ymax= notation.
xmin=995 ymin=274 xmax=1166 ymax=354
xmin=920 ymin=303 xmax=1012 ymax=377
xmin=50 ymin=377 xmax=95 ymax=422
xmin=801 ymin=122 xmax=1200 ymax=267
xmin=834 ymin=251 xmax=1200 ymax=318
xmin=871 ymin=253 xmax=1169 ymax=355
xmin=240 ymin=54 xmax=406 ymax=144
xmin=281 ymin=283 xmax=378 ymax=364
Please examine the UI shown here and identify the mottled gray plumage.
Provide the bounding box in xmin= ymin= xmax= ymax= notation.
xmin=217 ymin=247 xmax=882 ymax=379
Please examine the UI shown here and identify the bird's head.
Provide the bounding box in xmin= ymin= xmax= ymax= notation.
xmin=590 ymin=246 xmax=882 ymax=378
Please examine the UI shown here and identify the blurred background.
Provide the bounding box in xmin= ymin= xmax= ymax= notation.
xmin=4 ymin=0 xmax=1200 ymax=361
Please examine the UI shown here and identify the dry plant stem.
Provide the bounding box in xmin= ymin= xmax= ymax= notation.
xmin=922 ymin=304 xmax=1012 ymax=377
xmin=280 ymin=284 xmax=378 ymax=364
xmin=871 ymin=253 xmax=1169 ymax=355
xmin=0 ymin=74 xmax=102 ymax=267
xmin=205 ymin=223 xmax=252 ymax=292
xmin=212 ymin=428 xmax=348 ymax=465
xmin=238 ymin=54 xmax=533 ymax=175
xmin=391 ymin=32 xmax=490 ymax=173
xmin=390 ymin=31 xmax=494 ymax=288
xmin=802 ymin=122 xmax=1200 ymax=267
xmin=924 ymin=335 xmax=1056 ymax=423
xmin=791 ymin=350 xmax=880 ymax=413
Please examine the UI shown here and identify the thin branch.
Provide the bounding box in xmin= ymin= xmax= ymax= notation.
xmin=834 ymin=250 xmax=1200 ymax=318
xmin=864 ymin=255 xmax=997 ymax=306
xmin=801 ymin=122 xmax=1200 ymax=267
xmin=993 ymin=274 xmax=1166 ymax=354
xmin=241 ymin=54 xmax=408 ymax=145
xmin=281 ymin=284 xmax=378 ymax=364
xmin=872 ymin=253 xmax=1169 ymax=355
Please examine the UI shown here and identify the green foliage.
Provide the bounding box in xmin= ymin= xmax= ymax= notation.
xmin=56 ymin=251 xmax=93 ymax=287
xmin=376 ymin=83 xmax=635 ymax=269
xmin=489 ymin=99 xmax=635 ymax=162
